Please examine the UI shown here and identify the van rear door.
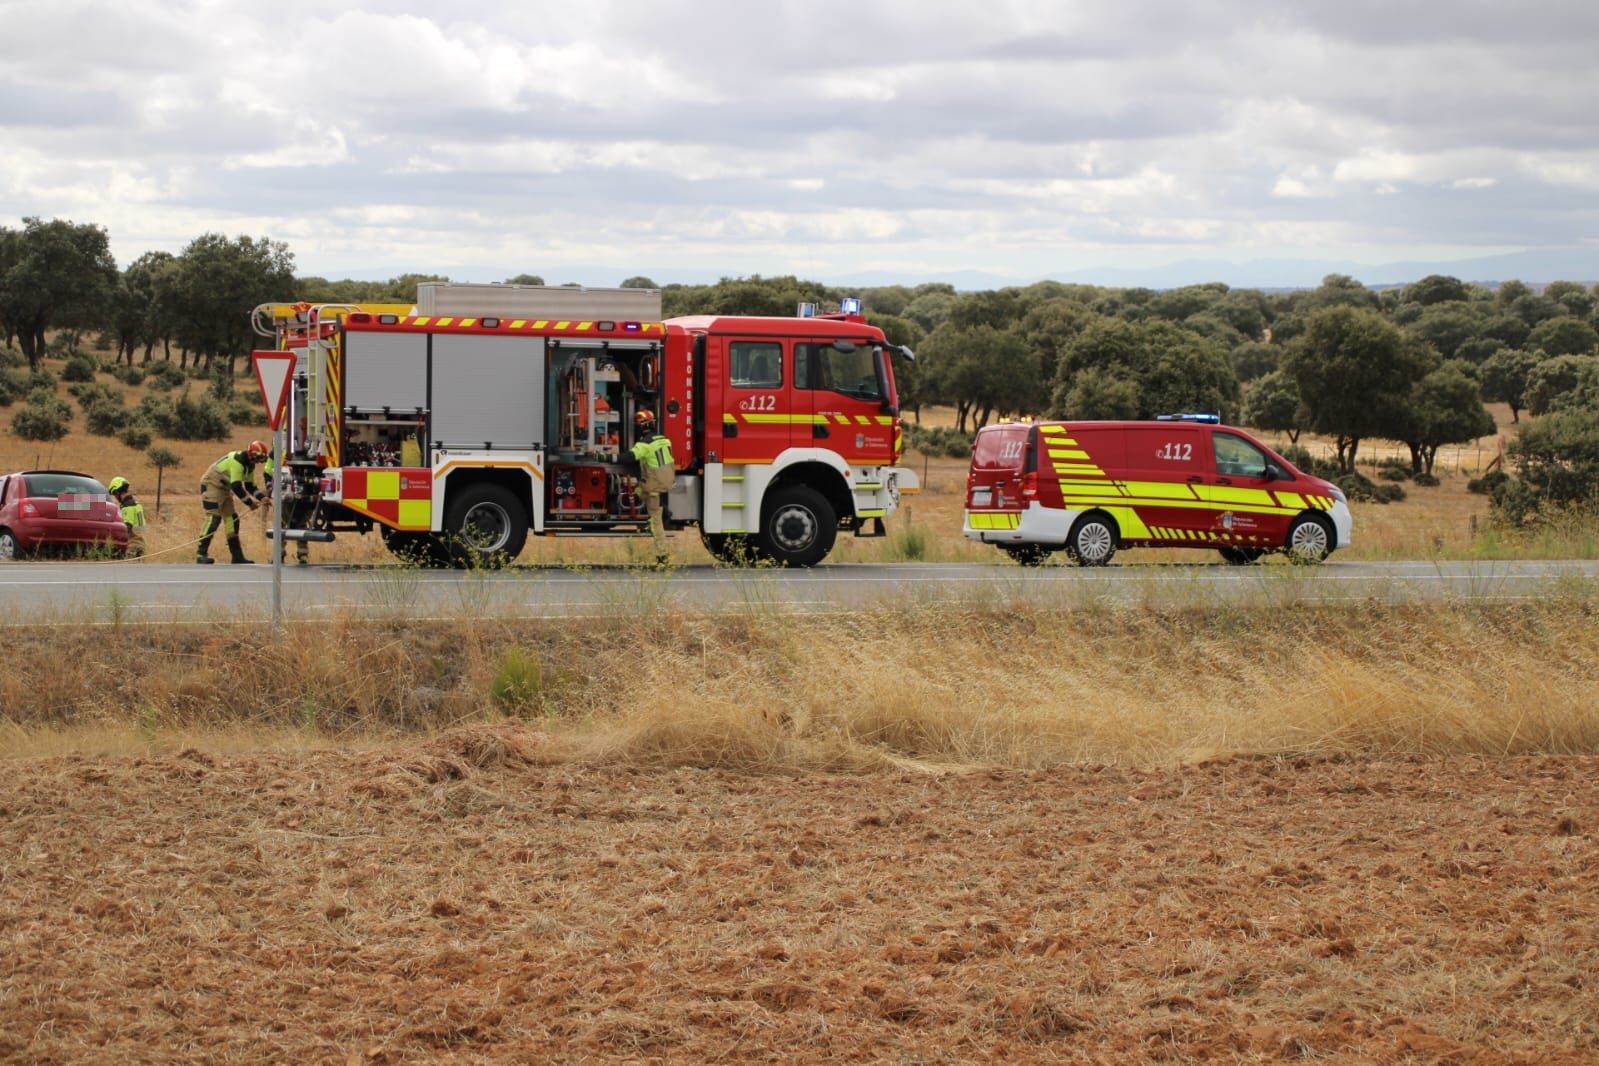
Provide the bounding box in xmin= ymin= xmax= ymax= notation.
xmin=967 ymin=423 xmax=1033 ymax=512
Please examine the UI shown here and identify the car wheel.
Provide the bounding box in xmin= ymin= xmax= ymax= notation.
xmin=756 ymin=485 xmax=837 ymax=568
xmin=1285 ymin=514 xmax=1333 ymax=563
xmin=444 ymin=484 xmax=528 ymax=568
xmin=1068 ymin=513 xmax=1118 ymax=567
xmin=1002 ymin=544 xmax=1052 ymax=567
xmin=0 ymin=530 xmax=20 ymax=561
xmin=1217 ymin=546 xmax=1264 ymax=566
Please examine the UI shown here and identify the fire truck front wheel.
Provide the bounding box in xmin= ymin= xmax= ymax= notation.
xmin=444 ymin=484 xmax=528 ymax=567
xmin=757 ymin=486 xmax=837 ymax=568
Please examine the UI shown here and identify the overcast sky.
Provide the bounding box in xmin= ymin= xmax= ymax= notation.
xmin=2 ymin=0 xmax=1598 ymax=287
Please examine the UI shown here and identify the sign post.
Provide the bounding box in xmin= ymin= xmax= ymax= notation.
xmin=252 ymin=351 xmax=296 ymax=635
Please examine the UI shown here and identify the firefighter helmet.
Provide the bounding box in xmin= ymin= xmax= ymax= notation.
xmin=107 ymin=476 xmax=129 ymax=495
xmin=247 ymin=440 xmax=269 ymax=460
xmin=634 ymin=409 xmax=656 ymax=425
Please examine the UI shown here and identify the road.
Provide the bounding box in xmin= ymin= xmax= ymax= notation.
xmin=0 ymin=559 xmax=1595 ymax=622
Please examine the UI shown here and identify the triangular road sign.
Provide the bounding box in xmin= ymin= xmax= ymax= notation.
xmin=252 ymin=350 xmax=297 ymax=432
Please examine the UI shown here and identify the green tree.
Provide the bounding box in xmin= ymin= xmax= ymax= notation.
xmin=919 ymin=324 xmax=1041 ymax=430
xmin=1406 ymin=302 xmax=1489 ymax=360
xmin=1524 ymin=354 xmax=1599 ymax=416
xmin=0 ymin=218 xmax=118 ymax=369
xmin=619 ymin=276 xmax=657 ymax=289
xmin=1241 ymin=370 xmax=1305 ymax=443
xmin=1527 ymin=316 xmax=1598 ymax=357
xmin=1404 ymin=274 xmax=1469 ymax=306
xmin=1544 ymin=281 xmax=1596 ymax=320
xmin=504 ymin=273 xmax=546 ymax=286
xmin=1500 ymin=407 xmax=1599 ymax=519
xmin=1050 ymin=317 xmax=1237 ymax=423
xmin=1283 ymin=305 xmax=1436 ymax=473
xmin=1230 ymin=341 xmax=1279 ymax=384
xmin=1395 ymin=361 xmax=1496 ymax=475
xmin=163 ymin=234 xmax=295 ymax=376
xmin=1018 ymin=298 xmax=1094 ymax=384
xmin=1059 ymin=366 xmax=1141 ymax=420
xmin=1481 ymin=347 xmax=1540 ymax=423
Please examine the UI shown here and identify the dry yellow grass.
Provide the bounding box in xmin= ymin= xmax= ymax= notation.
xmin=3 ymin=595 xmax=1597 ymax=766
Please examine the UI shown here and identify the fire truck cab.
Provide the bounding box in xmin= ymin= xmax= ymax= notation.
xmin=963 ymin=415 xmax=1351 ymax=566
xmin=253 ymin=285 xmax=917 ymax=567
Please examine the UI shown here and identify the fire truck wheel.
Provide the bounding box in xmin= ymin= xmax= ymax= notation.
xmin=1002 ymin=544 xmax=1053 ymax=566
xmin=700 ymin=531 xmax=763 ymax=566
xmin=444 ymin=484 xmax=528 ymax=567
xmin=1285 ymin=514 xmax=1333 ymax=564
xmin=757 ymin=486 xmax=836 ymax=568
xmin=1217 ymin=546 xmax=1264 ymax=566
xmin=381 ymin=527 xmax=445 ymax=566
xmin=1067 ymin=513 xmax=1118 ymax=567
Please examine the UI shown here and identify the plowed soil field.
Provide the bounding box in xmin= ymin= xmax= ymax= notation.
xmin=3 ymin=732 xmax=1596 ymax=1063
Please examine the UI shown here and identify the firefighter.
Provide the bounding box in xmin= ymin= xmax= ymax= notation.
xmin=630 ymin=409 xmax=675 ymax=565
xmin=107 ymin=476 xmax=146 ymax=558
xmin=196 ymin=441 xmax=269 ymax=564
xmin=263 ymin=451 xmax=310 ymax=565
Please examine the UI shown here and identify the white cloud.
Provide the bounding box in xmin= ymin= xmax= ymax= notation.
xmin=0 ymin=0 xmax=1596 ymax=282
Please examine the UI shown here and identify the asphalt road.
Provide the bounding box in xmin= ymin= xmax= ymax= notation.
xmin=0 ymin=559 xmax=1595 ymax=623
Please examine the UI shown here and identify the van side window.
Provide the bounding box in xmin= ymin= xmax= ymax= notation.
xmin=1213 ymin=433 xmax=1270 ymax=478
xmin=729 ymin=342 xmax=782 ymax=388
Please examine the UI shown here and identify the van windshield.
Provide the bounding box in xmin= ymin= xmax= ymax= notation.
xmin=972 ymin=426 xmax=1029 ymax=470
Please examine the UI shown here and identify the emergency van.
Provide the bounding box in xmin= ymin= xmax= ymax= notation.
xmin=963 ymin=415 xmax=1351 ymax=565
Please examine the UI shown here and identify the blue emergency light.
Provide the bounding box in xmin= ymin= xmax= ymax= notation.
xmin=840 ymin=297 xmax=863 ymax=315
xmin=797 ymin=303 xmax=817 ymax=317
xmin=1157 ymin=412 xmax=1221 ymax=423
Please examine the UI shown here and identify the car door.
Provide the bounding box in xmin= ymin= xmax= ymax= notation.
xmin=1202 ymin=429 xmax=1292 ymax=548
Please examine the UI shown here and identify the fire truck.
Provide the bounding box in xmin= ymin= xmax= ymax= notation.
xmin=252 ymin=284 xmax=918 ymax=567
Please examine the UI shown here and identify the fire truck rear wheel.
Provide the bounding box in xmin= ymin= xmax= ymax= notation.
xmin=757 ymin=485 xmax=836 ymax=568
xmin=701 ymin=531 xmax=762 ymax=565
xmin=1067 ymin=513 xmax=1118 ymax=567
xmin=381 ymin=527 xmax=445 ymax=566
xmin=445 ymin=484 xmax=528 ymax=567
xmin=1002 ymin=544 xmax=1053 ymax=567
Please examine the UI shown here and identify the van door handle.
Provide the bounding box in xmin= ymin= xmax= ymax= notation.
xmin=1215 ymin=477 xmax=1233 ymax=485
xmin=1186 ymin=475 xmax=1203 ymax=483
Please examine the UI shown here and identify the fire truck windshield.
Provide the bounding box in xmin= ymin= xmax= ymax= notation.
xmin=796 ymin=341 xmax=885 ymax=401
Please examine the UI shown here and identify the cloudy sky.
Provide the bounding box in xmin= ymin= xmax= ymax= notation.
xmin=3 ymin=0 xmax=1598 ymax=287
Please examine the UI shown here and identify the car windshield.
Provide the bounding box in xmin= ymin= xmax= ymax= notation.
xmin=23 ymin=474 xmax=107 ymax=498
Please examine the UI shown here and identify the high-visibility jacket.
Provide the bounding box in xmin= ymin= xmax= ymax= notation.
xmin=118 ymin=494 xmax=146 ymax=529
xmin=631 ymin=433 xmax=676 ymax=493
xmin=205 ymin=451 xmax=263 ymax=502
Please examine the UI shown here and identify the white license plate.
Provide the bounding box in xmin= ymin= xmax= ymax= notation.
xmin=971 ymin=488 xmax=991 ymax=506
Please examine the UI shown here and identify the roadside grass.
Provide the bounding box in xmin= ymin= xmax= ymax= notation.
xmin=3 ymin=589 xmax=1597 ymax=767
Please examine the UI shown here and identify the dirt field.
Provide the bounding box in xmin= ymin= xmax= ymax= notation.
xmin=3 ymin=731 xmax=1594 ymax=1063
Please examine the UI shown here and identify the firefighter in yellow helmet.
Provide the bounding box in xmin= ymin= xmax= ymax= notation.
xmin=107 ymin=476 xmax=146 ymax=558
xmin=629 ymin=409 xmax=675 ymax=565
xmin=196 ymin=440 xmax=268 ymax=564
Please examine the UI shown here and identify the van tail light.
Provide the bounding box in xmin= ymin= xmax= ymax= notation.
xmin=1020 ymin=472 xmax=1039 ymax=500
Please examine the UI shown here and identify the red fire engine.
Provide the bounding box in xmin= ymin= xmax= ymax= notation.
xmin=252 ymin=284 xmax=918 ymax=566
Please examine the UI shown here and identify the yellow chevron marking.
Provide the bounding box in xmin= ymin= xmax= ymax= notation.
xmin=458 ymin=318 xmax=475 ymax=328
xmin=436 ymin=317 xmax=454 ymax=327
xmin=833 ymin=414 xmax=851 ymax=424
xmin=412 ymin=317 xmax=431 ymax=326
xmin=1048 ymin=449 xmax=1092 ymax=461
xmin=1210 ymin=486 xmax=1276 ymax=506
xmin=510 ymin=319 xmax=526 ymax=329
xmin=1123 ymin=480 xmax=1202 ymax=500
xmin=1274 ymin=491 xmax=1306 ymax=509
xmin=554 ymin=321 xmax=570 ymax=330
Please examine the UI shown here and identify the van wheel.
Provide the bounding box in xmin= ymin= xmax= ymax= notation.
xmin=1218 ymin=546 xmax=1264 ymax=566
xmin=1068 ymin=513 xmax=1118 ymax=567
xmin=757 ymin=486 xmax=836 ymax=567
xmin=1285 ymin=514 xmax=1333 ymax=563
xmin=445 ymin=484 xmax=528 ymax=567
xmin=1002 ymin=544 xmax=1052 ymax=566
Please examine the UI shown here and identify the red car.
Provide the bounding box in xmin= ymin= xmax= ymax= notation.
xmin=0 ymin=470 xmax=130 ymax=559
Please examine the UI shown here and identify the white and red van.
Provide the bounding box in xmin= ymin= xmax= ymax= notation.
xmin=963 ymin=415 xmax=1351 ymax=565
